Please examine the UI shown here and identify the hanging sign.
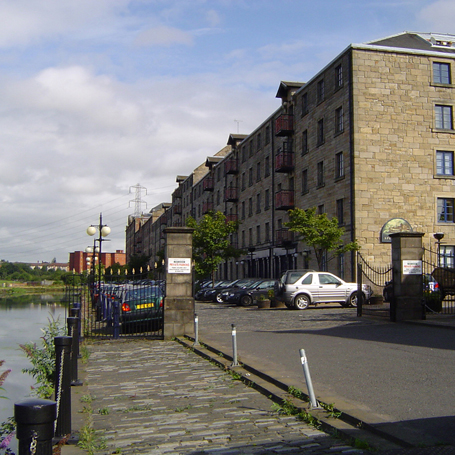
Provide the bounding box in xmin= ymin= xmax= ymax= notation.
xmin=380 ymin=218 xmax=413 ymax=243
xmin=168 ymin=258 xmax=192 ymax=274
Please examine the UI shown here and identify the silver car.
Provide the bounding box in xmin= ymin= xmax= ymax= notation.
xmin=276 ymin=270 xmax=372 ymax=310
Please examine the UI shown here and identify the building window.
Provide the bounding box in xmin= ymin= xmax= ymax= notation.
xmin=265 ymin=125 xmax=270 ymax=145
xmin=335 ymin=152 xmax=344 ymax=179
xmin=336 ymin=198 xmax=344 ymax=225
xmin=317 ymin=161 xmax=324 ymax=187
xmin=317 ymin=119 xmax=324 ymax=146
xmin=318 ymin=205 xmax=324 ymax=214
xmin=256 ymin=193 xmax=261 ymax=213
xmin=257 ymin=133 xmax=262 ymax=150
xmin=241 ymin=230 xmax=245 ymax=248
xmin=440 ymin=245 xmax=455 ymax=267
xmin=335 ymin=106 xmax=344 ymax=134
xmin=335 ymin=64 xmax=343 ymax=89
xmin=435 ymin=105 xmax=453 ymax=130
xmin=241 ymin=201 xmax=245 ymax=220
xmin=301 ymin=92 xmax=309 ymax=115
xmin=248 ymin=198 xmax=253 ymax=217
xmin=256 ymin=225 xmax=261 ymax=244
xmin=265 ymin=222 xmax=270 ymax=242
xmin=437 ymin=197 xmax=455 ymax=222
xmin=256 ymin=162 xmax=261 ymax=181
xmin=317 ymin=79 xmax=325 ymax=103
xmin=436 ymin=150 xmax=454 ymax=176
xmin=302 ymin=169 xmax=308 ymax=194
xmin=249 ymin=228 xmax=253 ymax=246
xmin=301 ymin=130 xmax=308 ymax=155
xmin=248 ymin=168 xmax=253 ymax=186
xmin=433 ymin=62 xmax=451 ymax=84
xmin=265 ymin=155 xmax=270 ymax=177
xmin=265 ymin=189 xmax=270 ymax=210
xmin=338 ymin=253 xmax=345 ymax=279
xmin=241 ymin=172 xmax=246 ymax=191
xmin=241 ymin=146 xmax=246 ymax=163
xmin=249 ymin=141 xmax=253 ymax=158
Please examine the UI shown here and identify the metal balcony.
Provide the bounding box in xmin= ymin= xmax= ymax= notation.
xmin=202 ymin=202 xmax=213 ymax=214
xmin=225 ymin=214 xmax=238 ymax=223
xmin=275 ymin=190 xmax=294 ymax=210
xmin=203 ymin=177 xmax=214 ymax=191
xmin=224 ymin=187 xmax=239 ymax=202
xmin=275 ymin=114 xmax=294 ymax=136
xmin=173 ymin=204 xmax=182 ymax=215
xmin=224 ymin=158 xmax=239 ymax=174
xmin=275 ymin=229 xmax=295 ymax=247
xmin=275 ymin=151 xmax=294 ymax=173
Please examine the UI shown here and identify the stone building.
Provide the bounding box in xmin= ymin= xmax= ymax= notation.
xmin=126 ymin=31 xmax=455 ymax=281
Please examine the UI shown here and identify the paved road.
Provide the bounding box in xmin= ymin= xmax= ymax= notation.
xmin=196 ymin=302 xmax=455 ymax=448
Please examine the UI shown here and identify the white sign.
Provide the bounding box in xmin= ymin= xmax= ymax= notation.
xmin=402 ymin=260 xmax=422 ymax=275
xmin=168 ymin=258 xmax=192 ymax=274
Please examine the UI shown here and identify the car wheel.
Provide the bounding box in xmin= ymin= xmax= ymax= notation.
xmin=216 ymin=293 xmax=224 ymax=303
xmin=240 ymin=294 xmax=253 ymax=307
xmin=349 ymin=291 xmax=358 ymax=307
xmin=294 ymin=294 xmax=310 ymax=310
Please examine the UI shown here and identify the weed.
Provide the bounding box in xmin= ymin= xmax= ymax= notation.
xmin=320 ymin=402 xmax=342 ymax=419
xmin=288 ymin=386 xmax=308 ymax=402
xmin=354 ymin=438 xmax=371 ymax=450
xmin=298 ymin=409 xmax=321 ymax=429
xmin=175 ymin=405 xmax=192 ymax=413
xmin=78 ymin=416 xmax=107 ymax=455
xmin=271 ymin=398 xmax=299 ymax=416
xmin=80 ymin=394 xmax=92 ymax=403
xmin=98 ymin=407 xmax=109 ymax=415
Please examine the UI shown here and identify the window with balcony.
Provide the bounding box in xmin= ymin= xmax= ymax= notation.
xmin=435 ymin=105 xmax=453 ymax=130
xmin=335 ymin=152 xmax=344 ymax=179
xmin=433 ymin=62 xmax=451 ymax=84
xmin=335 ymin=106 xmax=344 ymax=134
xmin=437 ymin=197 xmax=455 ymax=222
xmin=436 ymin=150 xmax=454 ymax=176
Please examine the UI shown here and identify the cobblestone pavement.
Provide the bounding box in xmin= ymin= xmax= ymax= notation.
xmin=83 ymin=340 xmax=365 ymax=455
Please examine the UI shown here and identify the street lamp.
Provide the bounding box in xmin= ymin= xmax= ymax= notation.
xmin=433 ymin=232 xmax=444 ymax=266
xmin=87 ymin=214 xmax=110 ymax=291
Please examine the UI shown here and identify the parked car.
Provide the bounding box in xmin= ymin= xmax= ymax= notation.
xmin=275 ymin=270 xmax=372 ymax=310
xmin=221 ymin=279 xmax=278 ymax=306
xmin=202 ymin=280 xmax=241 ymax=302
xmin=194 ymin=280 xmax=223 ymax=300
xmin=216 ymin=278 xmax=262 ymax=303
xmin=117 ymin=285 xmax=164 ymax=333
xmin=383 ymin=273 xmax=440 ymax=302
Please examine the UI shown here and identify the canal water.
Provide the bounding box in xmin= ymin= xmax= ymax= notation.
xmin=0 ymin=294 xmax=68 ymax=432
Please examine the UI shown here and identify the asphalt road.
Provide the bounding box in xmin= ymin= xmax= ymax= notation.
xmin=196 ymin=302 xmax=455 ymax=448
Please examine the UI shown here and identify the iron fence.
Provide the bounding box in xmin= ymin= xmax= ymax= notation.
xmin=65 ymin=271 xmax=164 ymax=339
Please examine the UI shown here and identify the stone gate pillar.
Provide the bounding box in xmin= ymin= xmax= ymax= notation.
xmin=163 ymin=227 xmax=194 ymax=340
xmin=390 ymin=232 xmax=424 ymax=321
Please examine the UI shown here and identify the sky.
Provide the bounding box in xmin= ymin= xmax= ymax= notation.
xmin=0 ymin=0 xmax=454 ymax=264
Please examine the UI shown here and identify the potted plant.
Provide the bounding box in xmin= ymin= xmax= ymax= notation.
xmin=256 ymin=293 xmax=271 ymax=309
xmin=269 ymin=288 xmax=285 ymax=308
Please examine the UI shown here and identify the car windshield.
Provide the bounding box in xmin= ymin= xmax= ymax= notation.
xmin=125 ymin=287 xmax=163 ymax=301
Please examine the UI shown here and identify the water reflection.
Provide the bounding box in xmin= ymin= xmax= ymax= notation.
xmin=0 ymin=294 xmax=67 ymax=425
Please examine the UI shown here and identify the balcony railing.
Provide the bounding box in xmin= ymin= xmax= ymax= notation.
xmin=173 ymin=204 xmax=182 ymax=215
xmin=275 ymin=190 xmax=295 ymax=210
xmin=275 ymin=151 xmax=294 ymax=173
xmin=224 ymin=158 xmax=239 ymax=174
xmin=275 ymin=114 xmax=294 ymax=136
xmin=224 ymin=187 xmax=239 ymax=202
xmin=225 ymin=214 xmax=238 ymax=223
xmin=173 ymin=186 xmax=182 ymax=198
xmin=160 ymin=214 xmax=168 ymax=225
xmin=202 ymin=201 xmax=213 ymax=214
xmin=203 ymin=177 xmax=214 ymax=191
xmin=275 ymin=228 xmax=295 ymax=246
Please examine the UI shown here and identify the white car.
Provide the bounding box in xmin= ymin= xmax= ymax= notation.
xmin=275 ymin=270 xmax=372 ymax=310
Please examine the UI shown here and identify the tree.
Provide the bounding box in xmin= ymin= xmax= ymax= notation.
xmin=186 ymin=211 xmax=244 ymax=282
xmin=285 ymin=207 xmax=359 ymax=271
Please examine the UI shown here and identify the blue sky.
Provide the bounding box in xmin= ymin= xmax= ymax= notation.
xmin=0 ymin=0 xmax=453 ymax=263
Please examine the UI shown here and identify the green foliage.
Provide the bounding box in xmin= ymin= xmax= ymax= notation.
xmin=186 ymin=211 xmax=243 ymax=281
xmin=20 ymin=315 xmax=67 ymax=399
xmin=0 ymin=261 xmax=67 ymax=284
xmin=285 ymin=207 xmax=359 ymax=270
xmin=0 ymin=361 xmax=11 ymax=400
xmin=127 ymin=254 xmax=151 ymax=277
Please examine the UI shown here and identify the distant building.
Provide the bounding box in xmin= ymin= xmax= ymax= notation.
xmin=68 ymin=250 xmax=126 ymax=274
xmin=28 ymin=262 xmax=69 ymax=272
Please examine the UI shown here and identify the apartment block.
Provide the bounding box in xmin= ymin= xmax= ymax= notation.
xmin=126 ymin=32 xmax=455 ymax=281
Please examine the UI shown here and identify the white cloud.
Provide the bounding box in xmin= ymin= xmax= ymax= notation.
xmin=134 ymin=25 xmax=194 ymax=46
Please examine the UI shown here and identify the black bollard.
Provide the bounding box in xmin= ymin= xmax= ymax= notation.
xmin=54 ymin=336 xmax=72 ymax=439
xmin=67 ymin=317 xmax=82 ymax=386
xmin=113 ymin=300 xmax=120 ymax=339
xmin=15 ymin=398 xmax=56 ymax=455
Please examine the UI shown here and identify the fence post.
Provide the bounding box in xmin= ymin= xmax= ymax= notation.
xmin=113 ymin=300 xmax=120 ymax=339
xmin=15 ymin=398 xmax=56 ymax=455
xmin=67 ymin=317 xmax=82 ymax=387
xmin=357 ymin=262 xmax=363 ymax=317
xmin=54 ymin=336 xmax=72 ymax=439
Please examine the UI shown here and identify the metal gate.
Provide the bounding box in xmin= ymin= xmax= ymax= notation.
xmin=65 ymin=272 xmax=164 ymax=339
xmin=423 ymin=247 xmax=455 ymax=314
xmin=357 ymin=253 xmax=392 ymax=319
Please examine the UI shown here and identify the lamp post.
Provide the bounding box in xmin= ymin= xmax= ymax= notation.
xmin=87 ymin=214 xmax=110 ymax=292
xmin=433 ymin=232 xmax=444 ymax=266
